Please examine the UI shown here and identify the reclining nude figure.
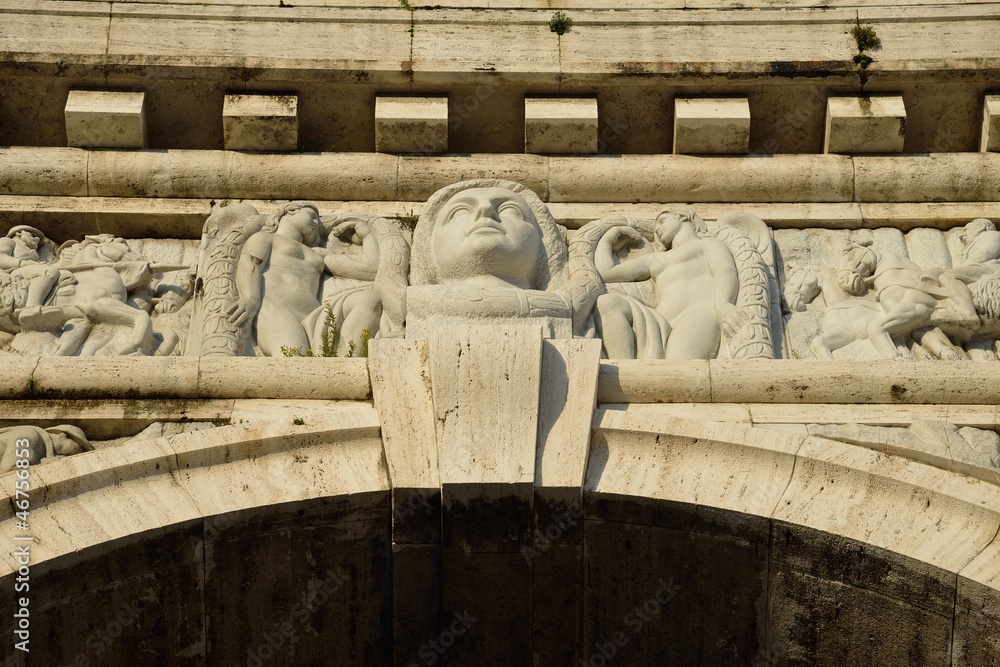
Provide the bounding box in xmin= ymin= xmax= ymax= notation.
xmin=228 ymin=201 xmax=382 ymax=356
xmin=592 ymin=208 xmax=742 ymax=359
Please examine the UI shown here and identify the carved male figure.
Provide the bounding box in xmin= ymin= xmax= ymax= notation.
xmin=594 ymin=208 xmax=740 ymax=359
xmin=0 ymin=225 xmax=66 ymax=330
xmin=837 ymin=241 xmax=977 ymax=358
xmin=228 ymin=201 xmax=382 ymax=356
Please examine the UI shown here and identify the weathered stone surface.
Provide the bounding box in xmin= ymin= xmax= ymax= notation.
xmin=375 ymin=96 xmax=448 ymax=154
xmin=824 ymin=96 xmax=907 ymax=154
xmin=768 ymin=566 xmax=953 ymax=667
xmin=222 ymin=93 xmax=298 ymax=151
xmin=65 ymin=90 xmax=147 ymax=149
xmin=673 ymin=97 xmax=750 ymax=155
xmin=980 ymin=94 xmax=1000 ymax=152
xmin=524 ymin=97 xmax=598 ymax=154
xmin=536 ymin=339 xmax=602 ymax=488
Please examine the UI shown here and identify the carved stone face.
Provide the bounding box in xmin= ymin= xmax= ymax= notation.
xmin=13 ymin=230 xmax=39 ymax=250
xmin=654 ymin=214 xmax=684 ymax=248
xmin=280 ymin=207 xmax=321 ymax=246
xmin=431 ymin=187 xmax=544 ymax=288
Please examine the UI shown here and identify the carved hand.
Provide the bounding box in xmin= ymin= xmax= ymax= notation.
xmin=603 ymin=226 xmax=643 ymax=253
xmin=225 ymin=301 xmax=251 ymax=327
xmin=331 ymin=219 xmax=372 ymax=245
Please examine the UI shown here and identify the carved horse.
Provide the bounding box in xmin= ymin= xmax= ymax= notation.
xmin=784 ymin=267 xmax=965 ymax=360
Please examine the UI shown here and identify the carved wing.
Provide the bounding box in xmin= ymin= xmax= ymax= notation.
xmin=708 ymin=213 xmax=774 ymax=359
xmin=192 ymin=203 xmax=265 ymax=357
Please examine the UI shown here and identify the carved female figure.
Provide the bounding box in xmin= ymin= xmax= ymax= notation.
xmin=228 ymin=201 xmax=382 ymax=356
xmin=590 ymin=208 xmax=742 ymax=359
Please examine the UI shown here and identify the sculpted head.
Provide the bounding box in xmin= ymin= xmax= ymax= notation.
xmin=7 ymin=226 xmax=45 ymax=250
xmin=837 ymin=242 xmax=877 ymax=296
xmin=961 ymin=218 xmax=1000 ymax=264
xmin=783 ymin=269 xmax=820 ymax=312
xmin=652 ymin=208 xmax=706 ymax=250
xmin=264 ymin=201 xmax=322 ymax=246
xmin=411 ymin=180 xmax=568 ymax=289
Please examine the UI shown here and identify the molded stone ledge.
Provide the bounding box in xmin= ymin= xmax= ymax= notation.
xmin=7 ymin=359 xmax=1000 ymax=403
xmin=64 ymin=90 xmax=148 ymax=149
xmin=196 ymin=357 xmax=372 ymax=400
xmin=7 ymin=148 xmax=1000 ymax=204
xmin=673 ymin=97 xmax=751 ymax=155
xmin=1 ymin=357 xmax=371 ymax=400
xmin=980 ymin=95 xmax=1000 ymax=152
xmin=375 ymin=96 xmax=449 ymax=154
xmin=824 ymin=96 xmax=907 ymax=155
xmin=222 ymin=93 xmax=299 ymax=151
xmin=11 ymin=198 xmax=1000 ymax=240
xmin=854 ymin=153 xmax=1000 ymax=202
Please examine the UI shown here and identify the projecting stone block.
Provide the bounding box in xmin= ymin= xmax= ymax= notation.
xmin=375 ymin=96 xmax=448 ymax=153
xmin=64 ymin=91 xmax=147 ymax=149
xmin=979 ymin=95 xmax=1000 ymax=152
xmin=222 ymin=94 xmax=298 ymax=151
xmin=673 ymin=98 xmax=750 ymax=155
xmin=824 ymin=96 xmax=906 ymax=154
xmin=524 ymin=98 xmax=598 ymax=154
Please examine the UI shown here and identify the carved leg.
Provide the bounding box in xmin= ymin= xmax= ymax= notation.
xmin=865 ymin=319 xmax=903 ymax=359
xmin=256 ymin=299 xmax=310 ymax=357
xmin=340 ymin=290 xmax=383 ymax=356
xmin=809 ymin=327 xmax=857 ymax=359
xmin=664 ymin=314 xmax=721 ymax=360
xmin=938 ymin=273 xmax=980 ymax=325
xmin=84 ymin=298 xmax=155 ymax=356
xmin=913 ymin=326 xmax=964 ymax=360
xmin=594 ymin=294 xmax=638 ymax=359
xmin=965 ymin=338 xmax=997 ymax=362
xmin=53 ymin=317 xmax=93 ymax=356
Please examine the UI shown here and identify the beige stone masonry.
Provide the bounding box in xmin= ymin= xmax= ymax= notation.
xmin=375 ymin=96 xmax=448 ymax=154
xmin=524 ymin=98 xmax=598 ymax=155
xmin=64 ymin=91 xmax=147 ymax=149
xmin=368 ymin=339 xmax=439 ymax=491
xmin=592 ymin=407 xmax=1000 ymax=592
xmin=10 ymin=358 xmax=1000 ymax=404
xmin=0 ymin=410 xmax=385 ymax=576
xmin=824 ymin=96 xmax=906 ymax=155
xmin=429 ymin=326 xmax=541 ymax=487
xmin=9 ymin=149 xmax=1000 ymax=204
xmin=673 ymin=98 xmax=750 ymax=155
xmin=535 ymin=339 xmax=602 ymax=489
xmin=222 ymin=94 xmax=298 ymax=151
xmin=980 ymin=95 xmax=1000 ymax=152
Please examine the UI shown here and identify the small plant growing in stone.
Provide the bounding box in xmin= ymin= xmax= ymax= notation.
xmin=392 ymin=209 xmax=420 ymax=232
xmin=320 ymin=305 xmax=340 ymax=357
xmin=549 ymin=11 xmax=572 ymax=35
xmin=850 ymin=20 xmax=882 ymax=84
xmin=280 ymin=307 xmax=371 ymax=358
xmin=293 ymin=417 xmax=305 ymax=425
xmin=399 ymin=0 xmax=414 ymax=10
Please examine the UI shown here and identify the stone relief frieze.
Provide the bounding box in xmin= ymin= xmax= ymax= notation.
xmin=6 ymin=180 xmax=1000 ymax=361
xmin=780 ymin=219 xmax=1000 ymax=360
xmin=0 ymin=227 xmax=195 ymax=357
